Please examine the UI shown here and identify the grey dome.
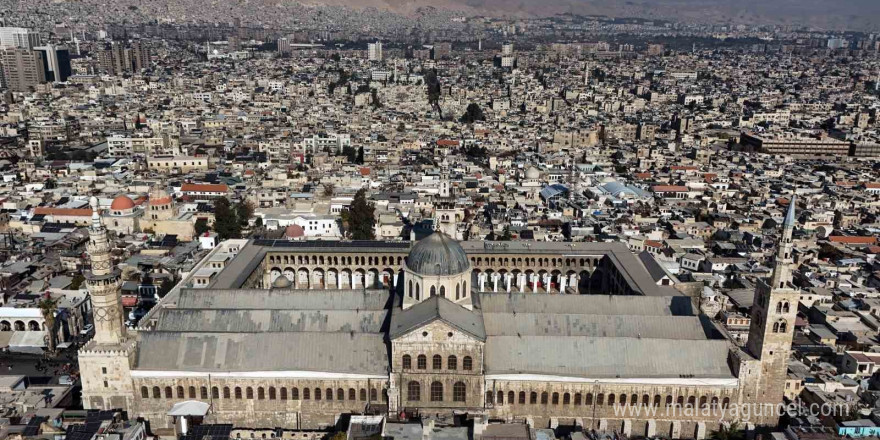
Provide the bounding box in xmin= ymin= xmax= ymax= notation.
xmin=272 ymin=275 xmax=292 ymax=289
xmin=407 ymin=232 xmax=470 ymax=276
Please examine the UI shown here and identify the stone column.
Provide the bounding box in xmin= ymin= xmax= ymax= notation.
xmin=518 ymin=273 xmax=525 ymax=293
xmin=532 ymin=274 xmax=538 ymax=292
xmin=337 ymin=273 xmax=342 ymax=289
xmin=505 ymin=274 xmax=512 ymax=293
xmin=393 ymin=272 xmax=399 ymax=288
xmin=479 ymin=273 xmax=486 ymax=292
xmin=560 ymin=276 xmax=567 ymax=294
xmin=543 ymin=273 xmax=550 ymax=292
xmin=492 ymin=274 xmax=499 ymax=292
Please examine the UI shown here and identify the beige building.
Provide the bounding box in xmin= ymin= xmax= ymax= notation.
xmin=78 ymin=202 xmax=801 ymax=438
xmin=1 ymin=48 xmax=46 ymax=92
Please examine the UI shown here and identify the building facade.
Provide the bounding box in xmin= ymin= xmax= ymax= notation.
xmin=78 ymin=203 xmax=800 ymax=438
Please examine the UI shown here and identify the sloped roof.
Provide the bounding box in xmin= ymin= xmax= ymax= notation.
xmin=389 ymin=295 xmax=485 ymax=341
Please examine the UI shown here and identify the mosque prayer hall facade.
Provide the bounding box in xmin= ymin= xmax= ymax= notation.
xmin=79 ymin=200 xmax=801 ymax=439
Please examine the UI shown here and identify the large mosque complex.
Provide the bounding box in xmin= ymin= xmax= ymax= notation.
xmin=77 ymin=197 xmax=800 ymax=438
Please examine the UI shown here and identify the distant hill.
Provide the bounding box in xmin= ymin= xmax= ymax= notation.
xmin=300 ymin=0 xmax=880 ymax=30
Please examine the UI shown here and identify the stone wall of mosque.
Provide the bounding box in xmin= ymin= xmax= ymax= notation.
xmin=259 ymin=250 xmax=609 ymax=294
xmin=484 ymin=378 xmax=743 ymax=438
xmin=131 ymin=376 xmax=390 ymax=429
xmin=390 ymin=321 xmax=486 ymax=413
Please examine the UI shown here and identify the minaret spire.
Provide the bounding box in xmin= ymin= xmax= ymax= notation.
xmin=769 ymin=195 xmax=796 ymax=290
xmin=85 ymin=196 xmax=126 ymax=345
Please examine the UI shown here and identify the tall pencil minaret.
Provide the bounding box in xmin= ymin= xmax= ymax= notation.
xmin=745 ymin=195 xmax=799 ymax=408
xmin=79 ymin=196 xmax=136 ymax=412
xmin=86 ymin=196 xmax=126 ymax=345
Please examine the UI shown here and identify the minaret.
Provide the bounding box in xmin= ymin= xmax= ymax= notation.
xmin=79 ymin=197 xmax=137 ymax=412
xmin=85 ymin=196 xmax=126 ymax=345
xmin=744 ymin=195 xmax=799 ymax=408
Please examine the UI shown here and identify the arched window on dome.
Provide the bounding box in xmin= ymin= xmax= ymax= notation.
xmin=415 ymin=284 xmax=420 ymax=300
xmin=456 ymin=283 xmax=460 ymax=300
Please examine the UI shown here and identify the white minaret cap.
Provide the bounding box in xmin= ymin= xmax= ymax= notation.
xmin=89 ymin=196 xmax=100 ymax=224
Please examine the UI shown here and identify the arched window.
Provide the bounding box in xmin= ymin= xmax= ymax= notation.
xmin=773 ymin=322 xmax=780 ymax=333
xmin=314 ymin=388 xmax=321 ymax=400
xmin=152 ymin=386 xmax=160 ymax=398
xmin=779 ymin=320 xmax=788 ymax=333
xmin=349 ymin=388 xmax=356 ymax=401
xmin=407 ymin=381 xmax=421 ymax=401
xmin=574 ymin=393 xmax=582 ymax=405
xmin=666 ymin=396 xmax=673 ymax=406
xmin=456 ymin=284 xmax=460 ymax=300
xmin=235 ymin=387 xmax=242 ymax=399
xmin=530 ymin=392 xmax=537 ymax=404
xmin=585 ymin=393 xmax=593 ymax=405
xmin=508 ymin=391 xmax=515 ymax=405
xmin=302 ymin=388 xmax=309 ymax=400
xmin=677 ymin=396 xmax=684 ymax=407
xmin=497 ymin=391 xmax=503 ymax=404
xmin=402 ymin=355 xmax=412 ymax=369
xmin=370 ymin=388 xmax=377 ymax=401
xmin=212 ymin=387 xmax=219 ymax=399
xmin=552 ymin=392 xmax=560 ymax=405
xmin=430 ymin=286 xmax=436 ymax=296
xmin=268 ymin=387 xmax=276 ymax=400
xmin=722 ymin=397 xmax=730 ymax=408
xmin=189 ymin=386 xmax=196 ymax=399
xmin=687 ymin=396 xmax=696 ymax=408
xmin=408 ymin=280 xmax=413 ymax=298
xmin=620 ymin=394 xmax=627 ymax=405
xmin=164 ymin=386 xmax=172 ymax=398
xmin=336 ymin=388 xmax=344 ymax=400
xmin=519 ymin=391 xmax=526 ymax=404
xmin=447 ymin=355 xmax=457 ymax=370
xmin=246 ymin=387 xmax=254 ymax=399
xmin=541 ymin=392 xmax=549 ymax=405
xmin=280 ymin=388 xmax=288 ymax=400
xmin=463 ymin=281 xmax=467 ymax=296
xmin=776 ymin=302 xmax=783 ymax=313
xmin=223 ymin=387 xmax=230 ymax=399
xmin=293 ymin=388 xmax=301 ymax=400
xmin=563 ymin=392 xmax=571 ymax=405
xmin=141 ymin=386 xmax=149 ymax=398
xmin=654 ymin=395 xmax=661 ymax=407
xmin=360 ymin=389 xmax=367 ymax=401
xmin=453 ymin=382 xmax=466 ymax=402
xmin=416 ymin=284 xmax=420 ymax=300
xmin=486 ymin=391 xmax=494 ymax=405
xmin=699 ymin=396 xmax=708 ymax=408
xmin=417 ymin=355 xmax=427 ymax=369
xmin=462 ymin=356 xmax=473 ymax=371
xmin=430 ymin=382 xmax=443 ymax=401
xmin=433 ymin=354 xmax=442 ymax=370
xmin=177 ymin=386 xmax=184 ymax=398
xmin=440 ymin=286 xmax=446 ymax=297
xmin=642 ymin=394 xmax=650 ymax=406
xmin=782 ymin=302 xmax=790 ymax=313
xmin=596 ymin=393 xmax=604 ymax=405
xmin=200 ymin=386 xmax=208 ymax=399
xmin=607 ymin=393 xmax=615 ymax=405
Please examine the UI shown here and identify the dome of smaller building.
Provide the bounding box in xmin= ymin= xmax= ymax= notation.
xmin=407 ymin=232 xmax=470 ymax=276
xmin=285 ymin=225 xmax=305 ymax=239
xmin=272 ymin=276 xmax=292 ymax=289
xmin=110 ymin=195 xmax=136 ymax=211
xmin=525 ymin=167 xmax=540 ymax=179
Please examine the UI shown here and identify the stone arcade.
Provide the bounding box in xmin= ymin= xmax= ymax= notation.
xmin=79 ymin=200 xmax=800 ymax=438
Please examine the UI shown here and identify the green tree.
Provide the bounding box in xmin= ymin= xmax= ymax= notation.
xmin=710 ymin=423 xmax=744 ymax=440
xmin=213 ymin=197 xmax=241 ymax=239
xmin=370 ymin=88 xmax=382 ymax=109
xmin=235 ymin=199 xmax=255 ymax=227
xmin=69 ymin=273 xmax=85 ymax=290
xmin=323 ymin=183 xmax=335 ymax=198
xmin=342 ymin=146 xmax=357 ymax=163
xmin=355 ymin=146 xmax=365 ymax=165
xmin=460 ymin=103 xmax=485 ymax=123
xmin=194 ymin=218 xmax=210 ymax=236
xmin=499 ymin=226 xmax=512 ymax=241
xmin=38 ymin=293 xmax=58 ymax=353
xmin=347 ymin=189 xmax=375 ymax=240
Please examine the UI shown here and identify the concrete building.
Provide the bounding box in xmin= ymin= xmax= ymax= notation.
xmin=0 ymin=47 xmax=46 ymax=92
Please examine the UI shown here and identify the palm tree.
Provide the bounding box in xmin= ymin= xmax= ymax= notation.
xmin=38 ymin=293 xmax=59 ymax=353
xmin=710 ymin=422 xmax=744 ymax=440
